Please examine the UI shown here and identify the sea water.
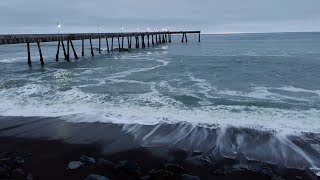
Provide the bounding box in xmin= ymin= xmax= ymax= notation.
xmin=0 ymin=32 xmax=320 ymax=173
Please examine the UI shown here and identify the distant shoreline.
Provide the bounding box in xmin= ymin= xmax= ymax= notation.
xmin=202 ymin=31 xmax=320 ymax=35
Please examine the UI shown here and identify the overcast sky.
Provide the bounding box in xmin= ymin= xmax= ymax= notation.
xmin=1 ymin=0 xmax=320 ymax=34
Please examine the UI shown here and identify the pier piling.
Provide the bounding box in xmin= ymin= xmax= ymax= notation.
xmin=111 ymin=37 xmax=114 ymax=52
xmin=127 ymin=36 xmax=130 ymax=48
xmin=106 ymin=38 xmax=110 ymax=53
xmin=142 ymin=35 xmax=145 ymax=48
xmin=117 ymin=36 xmax=121 ymax=52
xmin=70 ymin=40 xmax=78 ymax=59
xmin=56 ymin=41 xmax=60 ymax=62
xmin=61 ymin=41 xmax=67 ymax=60
xmin=99 ymin=38 xmax=101 ymax=54
xmin=122 ymin=36 xmax=124 ymax=49
xmin=136 ymin=36 xmax=138 ymax=48
xmin=37 ymin=41 xmax=44 ymax=65
xmin=129 ymin=36 xmax=132 ymax=48
xmin=66 ymin=40 xmax=70 ymax=61
xmin=82 ymin=39 xmax=84 ymax=57
xmin=27 ymin=42 xmax=31 ymax=65
xmin=90 ymin=38 xmax=94 ymax=57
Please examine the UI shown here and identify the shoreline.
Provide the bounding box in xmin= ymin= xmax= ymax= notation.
xmin=0 ymin=136 xmax=314 ymax=180
xmin=0 ymin=116 xmax=318 ymax=179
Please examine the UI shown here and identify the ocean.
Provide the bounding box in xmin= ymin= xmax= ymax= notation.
xmin=0 ymin=32 xmax=320 ymax=175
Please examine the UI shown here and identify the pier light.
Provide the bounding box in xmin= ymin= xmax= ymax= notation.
xmin=147 ymin=28 xmax=150 ymax=32
xmin=121 ymin=26 xmax=124 ymax=32
xmin=56 ymin=22 xmax=61 ymax=34
xmin=97 ymin=24 xmax=100 ymax=33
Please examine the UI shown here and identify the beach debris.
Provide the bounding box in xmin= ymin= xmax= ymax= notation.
xmin=67 ymin=161 xmax=83 ymax=170
xmin=164 ymin=163 xmax=186 ymax=174
xmin=85 ymin=174 xmax=109 ymax=180
xmin=96 ymin=158 xmax=115 ymax=168
xmin=181 ymin=174 xmax=201 ymax=180
xmin=115 ymin=160 xmax=141 ymax=175
xmin=149 ymin=169 xmax=174 ymax=178
xmin=80 ymin=155 xmax=96 ymax=164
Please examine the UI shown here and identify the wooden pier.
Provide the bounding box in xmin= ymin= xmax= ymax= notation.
xmin=0 ymin=31 xmax=200 ymax=65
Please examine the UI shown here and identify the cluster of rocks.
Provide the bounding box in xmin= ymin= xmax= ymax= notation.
xmin=0 ymin=152 xmax=33 ymax=180
xmin=67 ymin=155 xmax=200 ymax=180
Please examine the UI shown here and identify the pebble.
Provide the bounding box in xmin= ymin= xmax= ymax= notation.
xmin=149 ymin=169 xmax=174 ymax=178
xmin=67 ymin=161 xmax=83 ymax=170
xmin=11 ymin=168 xmax=26 ymax=177
xmin=139 ymin=175 xmax=150 ymax=180
xmin=0 ymin=166 xmax=9 ymax=177
xmin=192 ymin=151 xmax=203 ymax=156
xmin=80 ymin=155 xmax=96 ymax=164
xmin=85 ymin=174 xmax=109 ymax=180
xmin=13 ymin=156 xmax=25 ymax=165
xmin=115 ymin=160 xmax=141 ymax=175
xmin=27 ymin=173 xmax=33 ymax=180
xmin=0 ymin=152 xmax=32 ymax=179
xmin=181 ymin=174 xmax=200 ymax=180
xmin=96 ymin=158 xmax=115 ymax=168
xmin=165 ymin=163 xmax=186 ymax=173
xmin=212 ymin=169 xmax=224 ymax=175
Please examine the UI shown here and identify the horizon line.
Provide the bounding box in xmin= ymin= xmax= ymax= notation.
xmin=203 ymin=31 xmax=320 ymax=35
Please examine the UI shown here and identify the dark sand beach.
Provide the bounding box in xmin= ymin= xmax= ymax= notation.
xmin=0 ymin=117 xmax=316 ymax=180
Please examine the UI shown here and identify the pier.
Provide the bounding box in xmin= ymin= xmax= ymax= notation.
xmin=0 ymin=31 xmax=200 ymax=65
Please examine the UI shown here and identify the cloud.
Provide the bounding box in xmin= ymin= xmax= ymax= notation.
xmin=1 ymin=0 xmax=319 ymax=34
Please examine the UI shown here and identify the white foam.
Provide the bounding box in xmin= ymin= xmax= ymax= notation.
xmin=276 ymin=86 xmax=320 ymax=96
xmin=186 ymin=73 xmax=313 ymax=102
xmin=1 ymin=66 xmax=320 ymax=171
xmin=220 ymin=86 xmax=311 ymax=102
xmin=310 ymin=167 xmax=320 ymax=176
xmin=0 ymin=82 xmax=319 ymax=134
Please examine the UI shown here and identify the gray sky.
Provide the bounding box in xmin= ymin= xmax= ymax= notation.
xmin=1 ymin=0 xmax=320 ymax=34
